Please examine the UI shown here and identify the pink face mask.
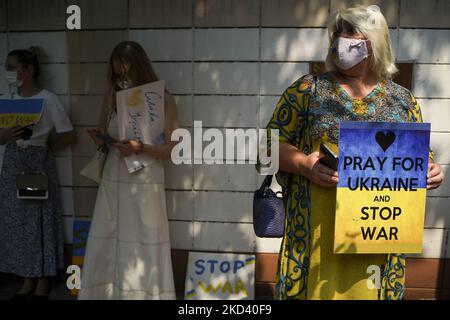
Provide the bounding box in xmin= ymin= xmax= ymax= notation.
xmin=331 ymin=37 xmax=370 ymax=70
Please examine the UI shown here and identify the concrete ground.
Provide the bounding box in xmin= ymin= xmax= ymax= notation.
xmin=0 ymin=273 xmax=187 ymax=300
xmin=0 ymin=272 xmax=75 ymax=300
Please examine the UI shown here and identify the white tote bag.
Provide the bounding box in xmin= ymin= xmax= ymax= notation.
xmin=80 ymin=150 xmax=107 ymax=185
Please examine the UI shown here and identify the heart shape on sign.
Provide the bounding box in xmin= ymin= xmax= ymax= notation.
xmin=375 ymin=131 xmax=396 ymax=152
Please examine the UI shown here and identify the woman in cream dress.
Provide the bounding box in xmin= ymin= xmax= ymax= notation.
xmin=78 ymin=41 xmax=179 ymax=300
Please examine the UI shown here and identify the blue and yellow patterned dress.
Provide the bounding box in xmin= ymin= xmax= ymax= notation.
xmin=266 ymin=72 xmax=430 ymax=300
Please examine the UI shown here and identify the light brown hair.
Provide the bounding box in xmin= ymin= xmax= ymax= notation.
xmin=100 ymin=41 xmax=159 ymax=131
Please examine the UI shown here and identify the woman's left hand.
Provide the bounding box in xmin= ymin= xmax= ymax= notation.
xmin=112 ymin=140 xmax=143 ymax=157
xmin=427 ymin=161 xmax=445 ymax=190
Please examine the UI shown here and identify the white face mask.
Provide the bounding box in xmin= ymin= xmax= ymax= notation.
xmin=3 ymin=70 xmax=24 ymax=88
xmin=332 ymin=37 xmax=370 ymax=70
xmin=117 ymin=80 xmax=131 ymax=90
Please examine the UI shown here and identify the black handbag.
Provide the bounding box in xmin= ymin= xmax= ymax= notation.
xmin=15 ymin=146 xmax=49 ymax=200
xmin=16 ymin=173 xmax=49 ymax=200
xmin=253 ymin=75 xmax=316 ymax=238
xmin=253 ymin=174 xmax=292 ymax=238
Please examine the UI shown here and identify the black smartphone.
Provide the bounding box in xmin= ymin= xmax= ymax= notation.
xmin=95 ymin=132 xmax=117 ymax=147
xmin=21 ymin=125 xmax=34 ymax=140
xmin=319 ymin=143 xmax=338 ymax=171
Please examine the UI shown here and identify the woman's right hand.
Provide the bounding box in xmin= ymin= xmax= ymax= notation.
xmin=304 ymin=151 xmax=339 ymax=188
xmin=0 ymin=126 xmax=24 ymax=144
xmin=86 ymin=128 xmax=104 ymax=147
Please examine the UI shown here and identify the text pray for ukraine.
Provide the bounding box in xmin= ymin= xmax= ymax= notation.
xmin=344 ymin=156 xmax=425 ymax=191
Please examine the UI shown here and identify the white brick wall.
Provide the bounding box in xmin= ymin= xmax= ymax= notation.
xmin=193 ymin=96 xmax=259 ymax=128
xmin=8 ymin=32 xmax=67 ymax=63
xmin=173 ymin=95 xmax=193 ymax=127
xmin=0 ymin=33 xmax=7 ymax=63
xmin=195 ymin=29 xmax=259 ymax=61
xmin=407 ymin=229 xmax=448 ymax=259
xmin=0 ymin=64 xmax=8 ymax=94
xmin=260 ymin=62 xmax=309 ymax=94
xmin=193 ymin=222 xmax=256 ymax=253
xmin=420 ymin=99 xmax=450 ymax=132
xmin=259 ymin=95 xmax=280 ymax=127
xmin=413 ymin=64 xmax=450 ymax=98
xmin=193 ymin=164 xmax=258 ymax=191
xmin=193 ymin=191 xmax=253 ymax=223
xmin=399 ymin=29 xmax=450 ymax=63
xmin=169 ymin=221 xmax=194 ymax=250
xmin=130 ymin=30 xmax=193 ymax=61
xmin=261 ymin=28 xmax=328 ymax=61
xmin=1 ymin=6 xmax=449 ymax=260
xmin=55 ymin=157 xmax=73 ymax=186
xmin=429 ymin=133 xmax=450 ymax=165
xmin=153 ymin=62 xmax=192 ymax=94
xmin=425 ymin=197 xmax=450 ymax=228
xmin=408 ymin=29 xmax=450 ymax=259
xmin=194 ymin=62 xmax=259 ymax=94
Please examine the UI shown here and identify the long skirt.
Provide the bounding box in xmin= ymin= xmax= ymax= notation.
xmin=0 ymin=143 xmax=64 ymax=278
xmin=77 ymin=145 xmax=176 ymax=300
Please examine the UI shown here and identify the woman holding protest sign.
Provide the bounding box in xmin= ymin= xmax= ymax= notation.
xmin=78 ymin=41 xmax=179 ymax=300
xmin=264 ymin=5 xmax=444 ymax=300
xmin=0 ymin=47 xmax=76 ymax=300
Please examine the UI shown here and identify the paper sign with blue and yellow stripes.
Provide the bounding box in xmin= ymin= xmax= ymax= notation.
xmin=334 ymin=122 xmax=431 ymax=254
xmin=71 ymin=219 xmax=91 ymax=296
xmin=0 ymin=99 xmax=44 ymax=128
xmin=184 ymin=252 xmax=255 ymax=300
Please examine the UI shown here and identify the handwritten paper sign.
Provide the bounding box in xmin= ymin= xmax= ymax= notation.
xmin=0 ymin=99 xmax=44 ymax=128
xmin=116 ymin=80 xmax=165 ymax=173
xmin=184 ymin=252 xmax=255 ymax=300
xmin=334 ymin=122 xmax=431 ymax=254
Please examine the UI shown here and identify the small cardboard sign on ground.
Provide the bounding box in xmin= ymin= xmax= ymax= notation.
xmin=184 ymin=252 xmax=255 ymax=300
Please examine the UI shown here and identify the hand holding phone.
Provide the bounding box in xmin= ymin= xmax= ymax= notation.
xmin=319 ymin=143 xmax=339 ymax=171
xmin=0 ymin=126 xmax=24 ymax=144
xmin=95 ymin=132 xmax=117 ymax=147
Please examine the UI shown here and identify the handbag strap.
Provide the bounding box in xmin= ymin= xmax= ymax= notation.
xmin=98 ymin=110 xmax=114 ymax=154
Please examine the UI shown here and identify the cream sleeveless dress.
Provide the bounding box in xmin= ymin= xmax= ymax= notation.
xmin=78 ymin=112 xmax=176 ymax=300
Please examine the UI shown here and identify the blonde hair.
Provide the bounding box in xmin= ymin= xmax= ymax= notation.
xmin=325 ymin=4 xmax=398 ymax=80
xmin=100 ymin=41 xmax=159 ymax=131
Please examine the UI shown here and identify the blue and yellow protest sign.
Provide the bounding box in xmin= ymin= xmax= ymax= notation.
xmin=71 ymin=219 xmax=91 ymax=295
xmin=185 ymin=252 xmax=255 ymax=300
xmin=334 ymin=122 xmax=431 ymax=254
xmin=0 ymin=99 xmax=44 ymax=128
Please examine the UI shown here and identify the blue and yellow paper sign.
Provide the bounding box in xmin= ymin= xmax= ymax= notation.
xmin=71 ymin=219 xmax=91 ymax=295
xmin=334 ymin=122 xmax=431 ymax=254
xmin=184 ymin=252 xmax=255 ymax=300
xmin=0 ymin=99 xmax=44 ymax=128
